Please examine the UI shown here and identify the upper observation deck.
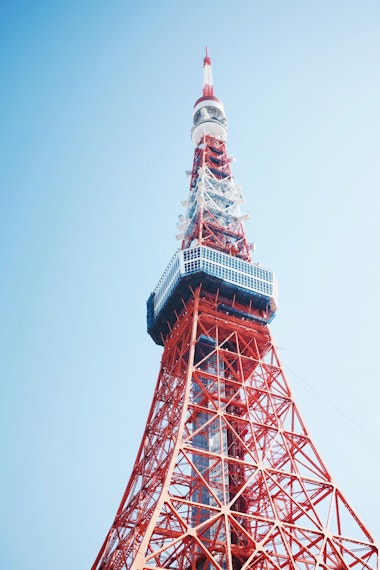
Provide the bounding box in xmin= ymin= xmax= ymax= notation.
xmin=147 ymin=245 xmax=278 ymax=346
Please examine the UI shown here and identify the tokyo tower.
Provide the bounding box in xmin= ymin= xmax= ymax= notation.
xmin=92 ymin=50 xmax=379 ymax=570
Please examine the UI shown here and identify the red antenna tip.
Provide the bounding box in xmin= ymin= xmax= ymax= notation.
xmin=204 ymin=46 xmax=211 ymax=67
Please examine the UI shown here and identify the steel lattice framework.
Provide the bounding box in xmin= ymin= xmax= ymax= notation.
xmin=92 ymin=51 xmax=379 ymax=570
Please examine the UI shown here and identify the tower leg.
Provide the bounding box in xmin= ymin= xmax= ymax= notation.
xmin=93 ymin=289 xmax=378 ymax=570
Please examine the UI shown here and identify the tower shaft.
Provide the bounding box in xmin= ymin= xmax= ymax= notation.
xmin=93 ymin=289 xmax=378 ymax=570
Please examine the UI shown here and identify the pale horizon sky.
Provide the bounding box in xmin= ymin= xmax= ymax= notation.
xmin=1 ymin=2 xmax=379 ymax=569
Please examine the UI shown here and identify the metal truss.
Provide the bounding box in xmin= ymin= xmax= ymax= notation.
xmin=181 ymin=134 xmax=252 ymax=261
xmin=92 ymin=49 xmax=378 ymax=570
xmin=92 ymin=288 xmax=378 ymax=570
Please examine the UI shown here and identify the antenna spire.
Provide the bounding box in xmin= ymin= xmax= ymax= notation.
xmin=202 ymin=46 xmax=214 ymax=97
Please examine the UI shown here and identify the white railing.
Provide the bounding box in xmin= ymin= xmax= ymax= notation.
xmin=153 ymin=246 xmax=278 ymax=318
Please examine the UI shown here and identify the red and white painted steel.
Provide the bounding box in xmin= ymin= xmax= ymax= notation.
xmin=92 ymin=50 xmax=379 ymax=570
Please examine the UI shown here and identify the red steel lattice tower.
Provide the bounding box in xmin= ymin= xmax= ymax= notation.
xmin=92 ymin=51 xmax=379 ymax=570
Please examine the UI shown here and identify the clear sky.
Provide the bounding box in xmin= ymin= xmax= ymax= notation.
xmin=1 ymin=1 xmax=379 ymax=569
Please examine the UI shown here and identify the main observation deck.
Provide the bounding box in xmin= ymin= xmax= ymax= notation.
xmin=147 ymin=245 xmax=278 ymax=346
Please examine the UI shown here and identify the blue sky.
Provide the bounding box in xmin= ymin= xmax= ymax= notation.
xmin=1 ymin=1 xmax=379 ymax=569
